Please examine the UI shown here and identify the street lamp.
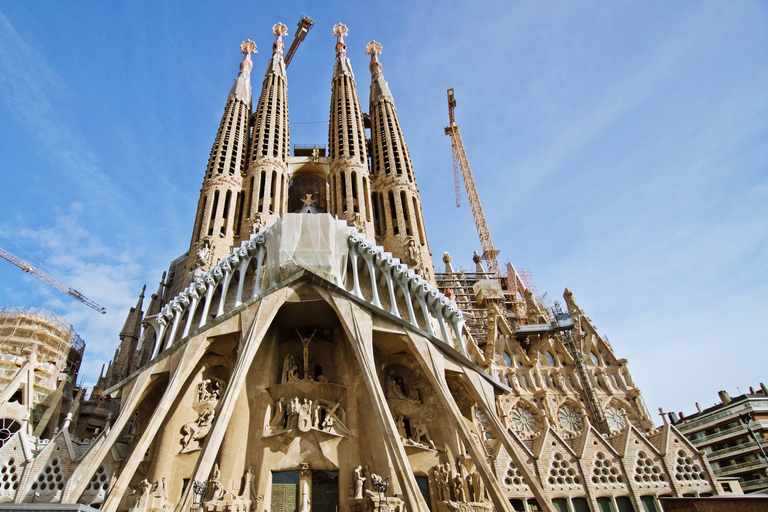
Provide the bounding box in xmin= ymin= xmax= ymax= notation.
xmin=192 ymin=480 xmax=208 ymax=510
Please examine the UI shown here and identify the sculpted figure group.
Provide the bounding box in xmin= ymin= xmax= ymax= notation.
xmin=268 ymin=396 xmax=350 ymax=437
xmin=432 ymin=461 xmax=486 ymax=504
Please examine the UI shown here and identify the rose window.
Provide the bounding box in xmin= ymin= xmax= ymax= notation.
xmin=558 ymin=407 xmax=584 ymax=433
xmin=605 ymin=406 xmax=626 ymax=433
xmin=0 ymin=419 xmax=20 ymax=448
xmin=510 ymin=407 xmax=536 ymax=434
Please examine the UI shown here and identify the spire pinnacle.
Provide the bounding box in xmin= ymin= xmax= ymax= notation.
xmin=366 ymin=40 xmax=383 ymax=74
xmin=333 ymin=23 xmax=348 ymax=56
xmin=367 ymin=41 xmax=392 ymax=104
xmin=230 ymin=40 xmax=256 ymax=104
xmin=272 ymin=23 xmax=287 ymax=57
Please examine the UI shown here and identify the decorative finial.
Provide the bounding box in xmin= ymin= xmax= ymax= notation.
xmin=272 ymin=23 xmax=288 ymax=37
xmin=240 ymin=39 xmax=257 ymax=55
xmin=365 ymin=41 xmax=382 ymax=56
xmin=333 ymin=23 xmax=348 ymax=55
xmin=272 ymin=23 xmax=287 ymax=56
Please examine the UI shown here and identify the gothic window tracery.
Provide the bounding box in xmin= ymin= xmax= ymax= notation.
xmin=509 ymin=406 xmax=536 ymax=434
xmin=558 ymin=406 xmax=584 ymax=434
xmin=605 ymin=405 xmax=626 ymax=433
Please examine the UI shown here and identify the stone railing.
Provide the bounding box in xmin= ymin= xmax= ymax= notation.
xmin=346 ymin=233 xmax=468 ymax=356
xmin=144 ymin=215 xmax=468 ymax=361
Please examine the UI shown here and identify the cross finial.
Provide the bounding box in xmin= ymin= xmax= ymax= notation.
xmin=272 ymin=23 xmax=288 ymax=37
xmin=365 ymin=41 xmax=382 ymax=56
xmin=240 ymin=39 xmax=257 ymax=55
xmin=272 ymin=23 xmax=287 ymax=56
xmin=333 ymin=23 xmax=348 ymax=55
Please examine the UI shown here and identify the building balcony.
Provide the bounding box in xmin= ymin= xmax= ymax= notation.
xmin=713 ymin=458 xmax=768 ymax=476
xmin=741 ymin=476 xmax=768 ymax=492
xmin=706 ymin=438 xmax=768 ymax=460
xmin=690 ymin=424 xmax=749 ymax=446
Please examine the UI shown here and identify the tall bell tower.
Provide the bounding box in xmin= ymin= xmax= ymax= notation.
xmin=327 ymin=24 xmax=375 ymax=238
xmin=185 ymin=40 xmax=256 ymax=284
xmin=366 ymin=41 xmax=434 ymax=283
xmin=241 ymin=24 xmax=291 ymax=235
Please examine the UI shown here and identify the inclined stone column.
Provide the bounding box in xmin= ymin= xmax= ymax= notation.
xmin=242 ymin=23 xmax=291 ymax=236
xmin=328 ymin=24 xmax=375 ymax=239
xmin=185 ymin=41 xmax=255 ymax=286
xmin=366 ymin=41 xmax=435 ymax=283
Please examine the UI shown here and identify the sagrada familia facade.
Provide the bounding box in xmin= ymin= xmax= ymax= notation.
xmin=0 ymin=22 xmax=722 ymax=512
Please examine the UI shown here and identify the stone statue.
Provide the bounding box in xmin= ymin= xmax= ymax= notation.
xmin=241 ymin=468 xmax=252 ymax=499
xmin=410 ymin=421 xmax=436 ymax=449
xmin=210 ymin=463 xmax=225 ymax=501
xmin=282 ymin=355 xmax=299 ymax=383
xmin=386 ymin=371 xmax=409 ymax=400
xmin=354 ymin=465 xmax=365 ymax=499
xmin=470 ymin=471 xmax=484 ymax=502
xmin=196 ymin=240 xmax=212 ymax=268
xmin=452 ymin=474 xmax=465 ymax=502
xmin=432 ymin=466 xmax=446 ymax=502
xmin=180 ymin=407 xmax=215 ymax=453
xmin=251 ymin=214 xmax=265 ymax=234
xmin=269 ymin=398 xmax=286 ymax=429
xmin=407 ymin=385 xmax=421 ymax=404
xmin=395 ymin=415 xmax=407 ymax=440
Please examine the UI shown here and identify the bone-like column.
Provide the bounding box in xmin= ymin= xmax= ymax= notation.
xmin=175 ymin=289 xmax=289 ymax=512
xmin=403 ymin=331 xmax=516 ymax=512
xmin=327 ymin=294 xmax=430 ymax=512
xmin=460 ymin=370 xmax=556 ymax=512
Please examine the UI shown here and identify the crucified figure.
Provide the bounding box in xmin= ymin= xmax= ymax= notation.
xmin=296 ymin=329 xmax=317 ymax=380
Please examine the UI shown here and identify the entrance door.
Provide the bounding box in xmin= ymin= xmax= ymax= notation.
xmin=312 ymin=470 xmax=339 ymax=512
xmin=271 ymin=471 xmax=299 ymax=512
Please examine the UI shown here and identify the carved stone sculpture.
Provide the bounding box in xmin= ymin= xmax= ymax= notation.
xmin=269 ymin=398 xmax=286 ymax=430
xmin=282 ymin=355 xmax=299 ymax=383
xmin=354 ymin=465 xmax=365 ymax=499
xmin=470 ymin=471 xmax=484 ymax=502
xmin=409 ymin=421 xmax=436 ymax=449
xmin=180 ymin=407 xmax=215 ymax=453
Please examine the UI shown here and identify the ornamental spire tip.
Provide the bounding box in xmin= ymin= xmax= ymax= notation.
xmin=333 ymin=23 xmax=348 ymax=56
xmin=240 ymin=39 xmax=257 ymax=55
xmin=365 ymin=41 xmax=382 ymax=56
xmin=272 ymin=23 xmax=287 ymax=57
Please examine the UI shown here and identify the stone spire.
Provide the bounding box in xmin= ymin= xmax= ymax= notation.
xmin=367 ymin=41 xmax=434 ymax=283
xmin=328 ymin=24 xmax=375 ymax=238
xmin=185 ymin=41 xmax=256 ymax=286
xmin=242 ymin=23 xmax=290 ymax=234
xmin=110 ymin=286 xmax=146 ymax=386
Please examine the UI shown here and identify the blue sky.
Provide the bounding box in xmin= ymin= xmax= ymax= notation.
xmin=1 ymin=2 xmax=766 ymax=420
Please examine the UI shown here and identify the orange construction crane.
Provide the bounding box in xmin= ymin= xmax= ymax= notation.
xmin=444 ymin=88 xmax=502 ymax=277
xmin=284 ymin=15 xmax=314 ymax=68
xmin=0 ymin=247 xmax=107 ymax=314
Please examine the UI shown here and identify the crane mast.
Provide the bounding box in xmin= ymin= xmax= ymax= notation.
xmin=0 ymin=247 xmax=107 ymax=314
xmin=284 ymin=15 xmax=314 ymax=68
xmin=444 ymin=88 xmax=502 ymax=277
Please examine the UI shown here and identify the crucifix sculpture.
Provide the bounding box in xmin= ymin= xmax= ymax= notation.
xmin=296 ymin=329 xmax=317 ymax=380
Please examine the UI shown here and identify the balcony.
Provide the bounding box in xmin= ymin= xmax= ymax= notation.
xmin=713 ymin=458 xmax=768 ymax=476
xmin=690 ymin=424 xmax=749 ymax=445
xmin=741 ymin=476 xmax=768 ymax=492
xmin=706 ymin=438 xmax=768 ymax=460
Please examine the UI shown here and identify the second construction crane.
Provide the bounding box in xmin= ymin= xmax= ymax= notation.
xmin=0 ymin=246 xmax=106 ymax=314
xmin=445 ymin=88 xmax=502 ymax=277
